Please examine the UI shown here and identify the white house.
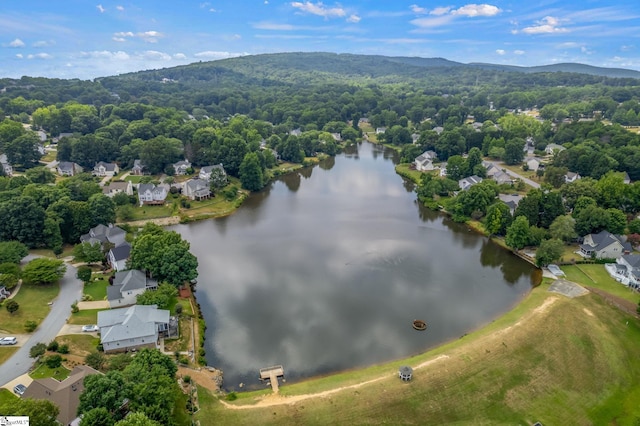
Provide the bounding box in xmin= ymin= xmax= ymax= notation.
xmin=173 ymin=159 xmax=192 ymax=176
xmin=93 ymin=161 xmax=119 ymax=177
xmin=56 ymin=161 xmax=82 ymax=176
xmin=107 ymin=242 xmax=131 ymax=272
xmin=545 ymin=143 xmax=566 ymax=155
xmin=612 ymin=254 xmax=640 ymax=290
xmin=375 ymin=127 xmax=387 ymax=134
xmin=458 ymin=175 xmax=483 ymax=191
xmin=102 ymin=181 xmax=133 ymax=198
xmin=414 ymin=150 xmax=438 ymax=172
xmin=98 ymin=305 xmax=170 ymax=353
xmin=579 ymin=231 xmax=632 ymax=259
xmin=183 ymin=178 xmax=211 ymax=201
xmin=199 ymin=164 xmax=226 ymax=181
xmin=0 ymin=154 xmax=13 ymax=177
xmin=138 ymin=183 xmax=168 ymax=206
xmin=526 ymin=158 xmax=541 ymax=172
xmin=106 ymin=269 xmax=158 ymax=307
xmin=565 ymin=171 xmax=581 ymax=183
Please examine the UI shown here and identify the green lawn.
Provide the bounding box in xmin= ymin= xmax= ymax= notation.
xmin=561 ymin=264 xmax=640 ymax=303
xmin=559 ymin=244 xmax=582 ymax=263
xmin=125 ymin=175 xmax=143 ymax=184
xmin=29 ymin=363 xmax=71 ymax=381
xmin=0 ymin=347 xmax=18 ymax=365
xmin=0 ymin=388 xmax=18 ymax=405
xmin=83 ymin=276 xmax=109 ymax=301
xmin=127 ymin=205 xmax=175 ymax=220
xmin=29 ymin=245 xmax=75 ymax=259
xmin=67 ymin=309 xmax=101 ymax=325
xmin=55 ymin=334 xmax=100 ymax=357
xmin=0 ymin=283 xmax=60 ymax=334
xmin=195 ymin=281 xmax=640 ymax=425
xmin=172 ymin=388 xmax=192 ymax=426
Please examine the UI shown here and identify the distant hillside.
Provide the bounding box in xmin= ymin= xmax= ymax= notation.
xmin=469 ymin=61 xmax=640 ymax=79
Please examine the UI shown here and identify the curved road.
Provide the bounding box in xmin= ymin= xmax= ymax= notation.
xmin=0 ymin=256 xmax=82 ymax=386
xmin=485 ymin=160 xmax=541 ymax=189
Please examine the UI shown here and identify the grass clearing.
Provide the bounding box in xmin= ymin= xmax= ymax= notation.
xmin=562 ymin=264 xmax=640 ymax=303
xmin=67 ymin=309 xmax=101 ymax=325
xmin=83 ymin=276 xmax=109 ymax=301
xmin=55 ymin=334 xmax=100 ymax=357
xmin=172 ymin=390 xmax=192 ymax=425
xmin=128 ymin=205 xmax=174 ymax=220
xmin=0 ymin=283 xmax=59 ymax=334
xmin=0 ymin=388 xmax=18 ymax=405
xmin=0 ymin=347 xmax=18 ymax=365
xmin=194 ymin=281 xmax=640 ymax=425
xmin=29 ymin=363 xmax=71 ymax=381
xmin=164 ymin=317 xmax=191 ymax=353
xmin=559 ymin=244 xmax=582 ymax=263
xmin=29 ymin=245 xmax=75 ymax=259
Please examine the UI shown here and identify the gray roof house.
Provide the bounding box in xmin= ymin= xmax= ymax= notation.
xmin=580 ymin=231 xmax=632 ymax=259
xmin=615 ymin=254 xmax=640 ymax=290
xmin=103 ymin=180 xmax=133 ymax=197
xmin=173 ymin=159 xmax=192 ymax=176
xmin=565 ymin=171 xmax=581 ymax=183
xmin=107 ymin=269 xmax=158 ymax=308
xmin=107 ymin=242 xmax=131 ymax=272
xmin=93 ymin=161 xmax=120 ymax=177
xmin=545 ymin=143 xmax=566 ymax=155
xmin=458 ymin=175 xmax=483 ymax=191
xmin=414 ymin=150 xmax=438 ymax=172
xmin=183 ymin=178 xmax=211 ymax=201
xmin=97 ymin=305 xmax=170 ymax=353
xmin=199 ymin=164 xmax=226 ymax=181
xmin=131 ymin=159 xmax=145 ymax=175
xmin=138 ymin=183 xmax=168 ymax=206
xmin=0 ymin=154 xmax=13 ymax=177
xmin=492 ymin=170 xmax=514 ymax=185
xmin=57 ymin=161 xmax=83 ymax=176
xmin=80 ymin=224 xmax=127 ymax=248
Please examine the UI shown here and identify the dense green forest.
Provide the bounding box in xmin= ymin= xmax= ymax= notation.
xmin=1 ymin=52 xmax=640 ymax=264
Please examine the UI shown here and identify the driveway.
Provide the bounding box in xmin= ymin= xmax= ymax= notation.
xmin=0 ymin=256 xmax=83 ymax=387
xmin=484 ymin=160 xmax=540 ymax=189
xmin=57 ymin=324 xmax=99 ymax=336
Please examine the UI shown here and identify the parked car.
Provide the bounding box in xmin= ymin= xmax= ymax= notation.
xmin=13 ymin=384 xmax=26 ymax=396
xmin=82 ymin=325 xmax=99 ymax=332
xmin=0 ymin=337 xmax=17 ymax=345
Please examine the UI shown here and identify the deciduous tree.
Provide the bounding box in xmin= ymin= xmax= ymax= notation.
xmin=22 ymin=258 xmax=66 ymax=285
xmin=506 ymin=216 xmax=531 ymax=251
xmin=536 ymin=238 xmax=564 ymax=267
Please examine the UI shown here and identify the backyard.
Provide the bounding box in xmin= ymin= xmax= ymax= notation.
xmin=561 ymin=264 xmax=640 ymax=304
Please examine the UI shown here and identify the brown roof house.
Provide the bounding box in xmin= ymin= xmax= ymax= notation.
xmin=22 ymin=365 xmax=101 ymax=425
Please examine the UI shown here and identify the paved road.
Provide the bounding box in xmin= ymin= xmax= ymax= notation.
xmin=485 ymin=160 xmax=540 ymax=189
xmin=0 ymin=256 xmax=82 ymax=387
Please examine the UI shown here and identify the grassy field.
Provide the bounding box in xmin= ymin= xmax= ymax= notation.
xmin=29 ymin=364 xmax=71 ymax=381
xmin=194 ymin=281 xmax=640 ymax=425
xmin=83 ymin=276 xmax=109 ymax=301
xmin=0 ymin=283 xmax=59 ymax=333
xmin=0 ymin=388 xmax=18 ymax=405
xmin=128 ymin=204 xmax=175 ymax=220
xmin=29 ymin=245 xmax=75 ymax=258
xmin=67 ymin=309 xmax=100 ymax=325
xmin=561 ymin=264 xmax=640 ymax=304
xmin=55 ymin=334 xmax=100 ymax=357
xmin=0 ymin=347 xmax=18 ymax=365
xmin=394 ymin=163 xmax=423 ymax=184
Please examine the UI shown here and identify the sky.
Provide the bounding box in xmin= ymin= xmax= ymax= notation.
xmin=1 ymin=0 xmax=639 ymax=80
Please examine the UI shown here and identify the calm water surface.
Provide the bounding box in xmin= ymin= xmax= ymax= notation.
xmin=172 ymin=143 xmax=539 ymax=390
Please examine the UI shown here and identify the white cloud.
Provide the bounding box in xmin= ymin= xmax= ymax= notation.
xmin=97 ymin=4 xmax=106 ymax=13
xmin=138 ymin=31 xmax=163 ymax=43
xmin=15 ymin=53 xmax=23 ymax=59
xmin=410 ymin=15 xmax=454 ymax=29
xmin=194 ymin=51 xmax=247 ymax=59
xmin=452 ymin=4 xmax=501 ymax=17
xmin=496 ymin=49 xmax=505 ymax=55
xmin=7 ymin=38 xmax=25 ymax=48
xmin=620 ymin=45 xmax=634 ymax=52
xmin=80 ymin=50 xmax=131 ymax=60
xmin=514 ymin=50 xmax=525 ymax=55
xmin=116 ymin=5 xmax=124 ymax=11
xmin=580 ymin=46 xmax=593 ymax=55
xmin=265 ymin=0 xmax=269 ymax=3
xmin=33 ymin=40 xmax=55 ymax=47
xmin=291 ymin=1 xmax=346 ymax=19
xmin=347 ymin=14 xmax=361 ymax=23
xmin=27 ymin=53 xmax=53 ymax=59
xmin=252 ymin=22 xmax=297 ymax=30
xmin=430 ymin=7 xmax=452 ymax=16
xmin=410 ymin=4 xmax=427 ymax=14
xmin=141 ymin=50 xmax=171 ymax=61
xmin=173 ymin=53 xmax=187 ymax=59
xmin=516 ymin=16 xmax=569 ymax=35
xmin=114 ymin=31 xmax=134 ymax=38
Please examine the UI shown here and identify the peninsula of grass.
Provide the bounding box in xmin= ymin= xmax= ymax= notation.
xmin=67 ymin=309 xmax=100 ymax=325
xmin=194 ymin=280 xmax=640 ymax=425
xmin=0 ymin=283 xmax=59 ymax=334
xmin=29 ymin=364 xmax=71 ymax=381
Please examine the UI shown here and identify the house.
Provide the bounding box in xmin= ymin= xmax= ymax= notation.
xmin=526 ymin=158 xmax=541 ymax=172
xmin=107 ymin=269 xmax=158 ymax=308
xmin=36 ymin=130 xmax=47 ymax=142
xmin=131 ymin=159 xmax=145 ymax=175
xmin=411 ymin=133 xmax=420 ymax=144
xmin=433 ymin=126 xmax=444 ymax=135
xmin=138 ymin=183 xmax=168 ymax=206
xmin=579 ymin=231 xmax=632 ymax=259
xmin=289 ymin=128 xmax=302 ymax=136
xmin=103 ymin=181 xmax=133 ymax=198
xmin=183 ymin=178 xmax=211 ymax=201
xmin=22 ymin=365 xmax=101 ymax=426
xmin=173 ymin=159 xmax=192 ymax=176
xmin=107 ymin=242 xmax=131 ymax=272
xmin=0 ymin=154 xmax=13 ymax=176
xmin=545 ymin=143 xmax=566 ymax=155
xmin=97 ymin=305 xmax=170 ymax=353
xmin=439 ymin=163 xmax=448 ymax=177
xmin=499 ymin=193 xmax=523 ymax=215
xmin=614 ymin=254 xmax=640 ymax=290
xmin=482 ymin=161 xmax=499 ymax=177
xmin=57 ymin=161 xmax=82 ymax=176
xmin=330 ymin=133 xmax=342 ymax=142
xmin=51 ymin=132 xmax=74 ymax=144
xmin=0 ymin=286 xmax=10 ymax=301
xmin=375 ymin=127 xmax=387 ymax=134
xmin=492 ymin=170 xmax=514 ymax=185
xmin=199 ymin=164 xmax=226 ymax=181
xmin=414 ymin=151 xmax=438 ymax=172
xmin=458 ymin=175 xmax=483 ymax=191
xmin=93 ymin=161 xmax=119 ymax=177
xmin=565 ymin=171 xmax=581 ymax=183
xmin=80 ymin=224 xmax=127 ymax=248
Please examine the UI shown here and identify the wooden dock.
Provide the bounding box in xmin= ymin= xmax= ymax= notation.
xmin=259 ymin=365 xmax=284 ymax=393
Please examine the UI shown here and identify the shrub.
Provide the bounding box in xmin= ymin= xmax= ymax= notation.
xmin=24 ymin=320 xmax=37 ymax=332
xmin=81 ymin=294 xmax=94 ymax=301
xmin=85 ymin=352 xmax=106 ymax=370
xmin=76 ymin=266 xmax=92 ymax=283
xmin=179 ymin=356 xmax=190 ymax=365
xmin=199 ymin=348 xmax=206 ymax=357
xmin=5 ymin=299 xmax=19 ymax=314
xmin=45 ymin=354 xmax=62 ymax=368
xmin=47 ymin=340 xmax=59 ymax=352
xmin=183 ymin=375 xmax=191 ymax=384
xmin=175 ymin=303 xmax=183 ymax=315
xmin=58 ymin=344 xmax=69 ymax=354
xmin=225 ymin=392 xmax=237 ymax=401
xmin=71 ymin=301 xmax=79 ymax=313
xmin=29 ymin=343 xmax=46 ymax=358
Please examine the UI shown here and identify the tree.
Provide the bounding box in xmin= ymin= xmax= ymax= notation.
xmin=5 ymin=299 xmax=19 ymax=314
xmin=503 ymin=138 xmax=525 ymax=165
xmin=239 ymin=152 xmax=264 ymax=191
xmin=0 ymin=262 xmax=21 ymax=289
xmin=114 ymin=412 xmax=161 ymax=426
xmin=536 ymin=238 xmax=564 ymax=266
xmin=0 ymin=398 xmax=59 ymax=426
xmin=446 ymin=155 xmax=468 ymax=181
xmin=86 ymin=351 xmax=107 ymax=371
xmin=78 ymin=371 xmax=132 ymax=422
xmin=45 ymin=354 xmax=62 ymax=368
xmin=0 ymin=240 xmax=29 ymax=264
xmin=136 ymin=283 xmax=177 ymax=309
xmin=506 ymin=216 xmax=531 ymax=250
xmin=575 ymin=205 xmax=610 ymax=236
xmin=77 ymin=266 xmax=93 ymax=283
xmin=544 ymin=165 xmax=569 ymax=188
xmin=606 ymin=208 xmax=627 ymax=235
xmin=4 ymin=132 xmax=42 ymax=168
xmin=484 ymin=203 xmax=512 ymax=236
xmin=209 ymin=166 xmax=228 ymax=189
xmin=73 ymin=242 xmax=105 ymax=265
xmin=30 ymin=342 xmax=47 ymax=358
xmin=514 ymin=190 xmax=542 ymax=227
xmin=549 ymin=215 xmax=577 ymax=243
xmin=79 ymin=407 xmax=114 ymax=426
xmin=0 ymin=196 xmax=46 ymax=247
xmin=22 ymin=258 xmax=67 ymax=285
xmin=88 ymin=194 xmax=117 ymax=228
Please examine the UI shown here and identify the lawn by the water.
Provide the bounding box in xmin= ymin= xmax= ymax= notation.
xmin=0 ymin=283 xmax=59 ymax=334
xmin=195 ymin=280 xmax=640 ymax=425
xmin=561 ymin=264 xmax=640 ymax=303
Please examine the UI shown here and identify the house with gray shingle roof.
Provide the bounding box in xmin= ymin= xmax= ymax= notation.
xmin=97 ymin=305 xmax=170 ymax=353
xmin=138 ymin=183 xmax=168 ymax=206
xmin=107 ymin=242 xmax=131 ymax=272
xmin=580 ymin=231 xmax=632 ymax=259
xmin=107 ymin=269 xmax=158 ymax=308
xmin=103 ymin=180 xmax=133 ymax=198
xmin=414 ymin=150 xmax=438 ymax=172
xmin=93 ymin=161 xmax=119 ymax=177
xmin=56 ymin=161 xmax=82 ymax=176
xmin=199 ymin=164 xmax=226 ymax=181
xmin=0 ymin=154 xmax=12 ymax=177
xmin=80 ymin=224 xmax=126 ymax=248
xmin=173 ymin=159 xmax=192 ymax=176
xmin=131 ymin=159 xmax=145 ymax=175
xmin=183 ymin=178 xmax=211 ymax=201
xmin=458 ymin=175 xmax=483 ymax=191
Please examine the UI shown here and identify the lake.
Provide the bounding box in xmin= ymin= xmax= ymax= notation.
xmin=172 ymin=142 xmax=539 ymax=391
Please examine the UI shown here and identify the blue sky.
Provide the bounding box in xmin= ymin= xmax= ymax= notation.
xmin=1 ymin=1 xmax=639 ymax=79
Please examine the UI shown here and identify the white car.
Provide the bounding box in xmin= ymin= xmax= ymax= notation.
xmin=0 ymin=337 xmax=17 ymax=345
xmin=82 ymin=325 xmax=99 ymax=332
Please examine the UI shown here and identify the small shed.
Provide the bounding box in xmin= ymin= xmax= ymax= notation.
xmin=399 ymin=366 xmax=413 ymax=381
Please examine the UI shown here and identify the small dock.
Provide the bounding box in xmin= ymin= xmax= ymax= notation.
xmin=259 ymin=365 xmax=285 ymax=393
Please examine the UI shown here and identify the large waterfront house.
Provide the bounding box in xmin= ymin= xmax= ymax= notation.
xmin=138 ymin=183 xmax=168 ymax=206
xmin=579 ymin=231 xmax=632 ymax=259
xmin=414 ymin=151 xmax=438 ymax=172
xmin=102 ymin=180 xmax=133 ymax=198
xmin=173 ymin=159 xmax=192 ymax=176
xmin=199 ymin=164 xmax=226 ymax=181
xmin=183 ymin=178 xmax=211 ymax=201
xmin=97 ymin=305 xmax=170 ymax=353
xmin=106 ymin=269 xmax=158 ymax=307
